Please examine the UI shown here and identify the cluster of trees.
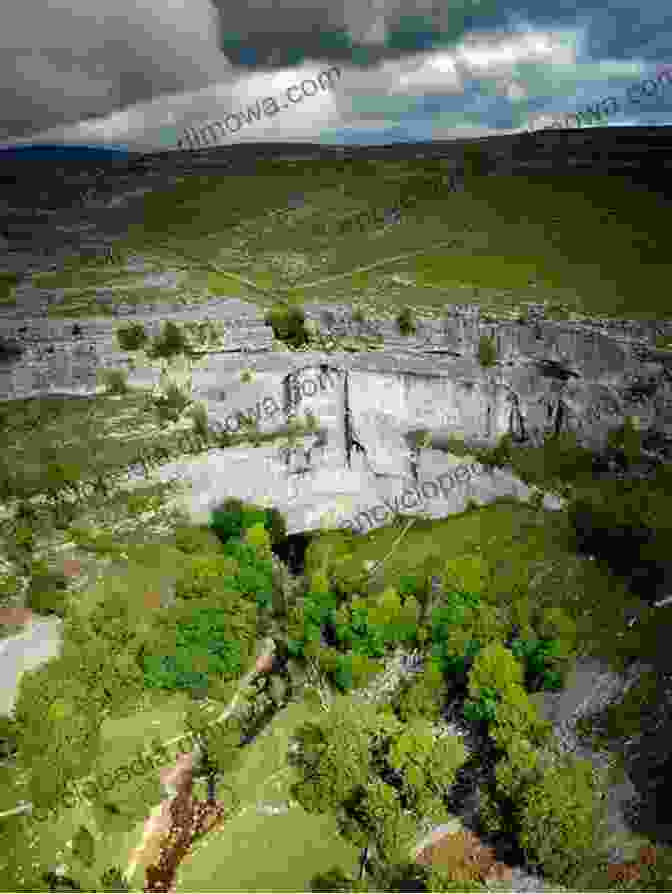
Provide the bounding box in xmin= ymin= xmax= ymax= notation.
xmin=142 ymin=497 xmax=290 ymax=694
xmin=284 ymin=550 xmax=570 ymax=709
xmin=470 ymin=640 xmax=610 ymax=885
xmin=289 ymin=694 xmax=470 ymax=892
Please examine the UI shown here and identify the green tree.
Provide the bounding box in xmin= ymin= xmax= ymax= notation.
xmin=289 ymin=696 xmax=398 ymax=817
xmin=519 ymin=756 xmax=608 ymax=883
xmin=395 ymin=658 xmax=448 ymax=723
xmin=490 ymin=683 xmax=552 ymax=750
xmin=290 ymin=696 xmax=469 ymax=890
xmin=467 ymin=641 xmax=523 ymax=699
xmin=388 ymin=717 xmax=468 ymax=822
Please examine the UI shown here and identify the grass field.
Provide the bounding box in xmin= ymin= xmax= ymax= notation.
xmin=174 ymin=700 xmax=361 ymax=893
xmin=32 ymin=159 xmax=670 ymax=321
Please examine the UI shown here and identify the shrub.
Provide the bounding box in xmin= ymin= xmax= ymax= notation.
xmin=463 ymin=688 xmax=500 ymax=725
xmin=477 ymin=434 xmax=514 ymax=469
xmin=187 ymin=402 xmax=210 ymax=441
xmin=146 ymin=321 xmax=191 ymax=360
xmin=510 ymin=637 xmax=565 ymax=692
xmin=265 ymin=303 xmax=309 ymax=348
xmin=26 ymin=560 xmax=69 ymax=617
xmin=0 ymin=715 xmax=19 ymax=760
xmin=115 ymin=322 xmax=148 ymax=351
xmin=210 ymin=499 xmax=286 ymax=549
xmin=477 ymin=334 xmax=498 ymax=368
xmin=152 ymin=381 xmax=191 ymax=422
xmin=98 ymin=368 xmax=128 ymax=395
xmin=396 ymin=306 xmax=416 ymax=336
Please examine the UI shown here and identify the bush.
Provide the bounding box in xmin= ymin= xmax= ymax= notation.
xmin=115 ymin=322 xmax=148 ymax=351
xmin=510 ymin=638 xmax=565 ymax=692
xmin=210 ymin=499 xmax=287 ymax=550
xmin=187 ymin=401 xmax=210 ymax=441
xmin=146 ymin=321 xmax=191 ymax=360
xmin=477 ymin=334 xmax=498 ymax=368
xmin=396 ymin=306 xmax=416 ymax=336
xmin=0 ymin=715 xmax=19 ymax=760
xmin=98 ymin=368 xmax=128 ymax=395
xmin=152 ymin=380 xmax=191 ymax=422
xmin=265 ymin=303 xmax=309 ymax=348
xmin=26 ymin=561 xmax=69 ymax=617
xmin=477 ymin=434 xmax=514 ymax=469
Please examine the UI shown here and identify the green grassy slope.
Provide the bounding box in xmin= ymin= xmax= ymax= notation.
xmin=38 ymin=157 xmax=669 ymax=320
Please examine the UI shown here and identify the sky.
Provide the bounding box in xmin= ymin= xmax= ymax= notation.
xmin=1 ymin=0 xmax=670 ymax=151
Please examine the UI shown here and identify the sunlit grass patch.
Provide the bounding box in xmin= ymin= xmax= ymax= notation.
xmin=174 ymin=700 xmax=360 ymax=893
